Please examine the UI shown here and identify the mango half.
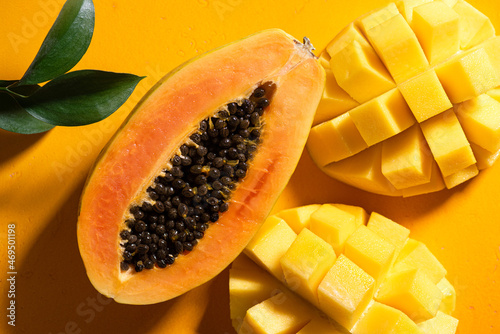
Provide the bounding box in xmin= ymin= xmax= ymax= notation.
xmin=308 ymin=0 xmax=500 ymax=196
xmin=230 ymin=204 xmax=457 ymax=334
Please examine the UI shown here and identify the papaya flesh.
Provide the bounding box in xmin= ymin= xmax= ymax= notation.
xmin=77 ymin=29 xmax=325 ymax=305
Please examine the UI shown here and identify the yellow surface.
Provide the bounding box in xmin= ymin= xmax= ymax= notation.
xmin=2 ymin=1 xmax=500 ymax=333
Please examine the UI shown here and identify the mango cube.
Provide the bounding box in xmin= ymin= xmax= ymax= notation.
xmin=322 ymin=144 xmax=403 ymax=196
xmin=352 ymin=301 xmax=423 ymax=334
xmin=280 ymin=228 xmax=336 ymax=306
xmin=366 ymin=212 xmax=410 ymax=256
xmin=245 ymin=216 xmax=297 ymax=280
xmin=435 ymin=47 xmax=500 ymax=103
xmin=470 ymin=142 xmax=500 ymax=170
xmin=417 ymin=311 xmax=459 ymax=334
xmin=357 ymin=2 xmax=400 ymax=32
xmin=364 ymin=14 xmax=429 ymax=83
xmin=437 ymin=277 xmax=456 ymax=315
xmin=229 ymin=266 xmax=285 ymax=330
xmin=443 ymin=163 xmax=478 ymax=189
xmin=313 ymin=66 xmax=359 ymax=126
xmin=349 ymin=88 xmax=416 ymax=146
xmin=402 ymin=161 xmax=446 ymax=197
xmin=395 ymin=0 xmax=433 ymax=24
xmin=333 ymin=204 xmax=368 ymax=228
xmin=392 ymin=239 xmax=447 ymax=284
xmin=297 ymin=316 xmax=344 ymax=334
xmin=309 ymin=204 xmax=357 ymax=254
xmin=330 ymin=39 xmax=395 ymax=103
xmin=381 ymin=125 xmax=434 ymax=189
xmin=376 ymin=269 xmax=443 ymax=322
xmin=456 ymin=94 xmax=500 ymax=152
xmin=482 ymin=37 xmax=500 ymax=79
xmin=307 ymin=113 xmax=368 ymax=166
xmin=453 ymin=0 xmax=495 ymax=49
xmin=344 ymin=225 xmax=396 ymax=285
xmin=317 ymin=254 xmax=375 ymax=331
xmin=411 ymin=1 xmax=460 ymax=65
xmin=398 ymin=69 xmax=453 ymax=122
xmin=239 ymin=291 xmax=315 ymax=334
xmin=326 ymin=22 xmax=371 ymax=58
xmin=420 ymin=111 xmax=476 ymax=177
xmin=275 ymin=204 xmax=320 ymax=234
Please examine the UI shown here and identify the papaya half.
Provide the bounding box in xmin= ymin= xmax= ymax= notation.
xmin=77 ymin=29 xmax=325 ymax=305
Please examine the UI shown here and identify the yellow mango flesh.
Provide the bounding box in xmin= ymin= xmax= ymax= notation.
xmin=411 ymin=1 xmax=460 ymax=65
xmin=376 ymin=268 xmax=443 ymax=322
xmin=417 ymin=311 xmax=459 ymax=334
xmin=280 ymin=228 xmax=336 ymax=305
xmin=308 ymin=0 xmax=500 ymax=196
xmin=245 ymin=215 xmax=297 ymax=281
xmin=317 ymin=254 xmax=375 ymax=331
xmin=233 ymin=204 xmax=457 ymax=333
xmin=239 ymin=291 xmax=315 ymax=334
xmin=309 ymin=204 xmax=358 ymax=254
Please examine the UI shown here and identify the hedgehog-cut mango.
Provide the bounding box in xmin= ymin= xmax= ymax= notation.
xmin=77 ymin=29 xmax=325 ymax=305
xmin=308 ymin=0 xmax=500 ymax=196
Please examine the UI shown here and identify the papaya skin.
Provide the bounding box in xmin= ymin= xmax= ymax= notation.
xmin=77 ymin=29 xmax=325 ymax=305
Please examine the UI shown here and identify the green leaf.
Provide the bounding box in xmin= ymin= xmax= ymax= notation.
xmin=21 ymin=70 xmax=145 ymax=126
xmin=0 ymin=93 xmax=55 ymax=134
xmin=19 ymin=0 xmax=95 ymax=85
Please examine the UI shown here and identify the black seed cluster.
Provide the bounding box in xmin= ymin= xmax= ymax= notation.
xmin=119 ymin=82 xmax=276 ymax=272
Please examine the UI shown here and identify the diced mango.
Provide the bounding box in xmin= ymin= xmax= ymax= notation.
xmin=330 ymin=39 xmax=395 ymax=103
xmin=398 ymin=69 xmax=453 ymax=122
xmin=364 ymin=13 xmax=429 ymax=83
xmin=437 ymin=277 xmax=456 ymax=315
xmin=313 ymin=67 xmax=359 ymax=126
xmin=322 ymin=144 xmax=403 ymax=196
xmin=366 ymin=212 xmax=410 ymax=256
xmin=435 ymin=47 xmax=500 ymax=103
xmin=245 ymin=216 xmax=297 ymax=281
xmin=344 ymin=225 xmax=396 ymax=285
xmin=417 ymin=311 xmax=459 ymax=334
xmin=275 ymin=204 xmax=320 ymax=234
xmin=357 ymin=3 xmax=400 ymax=32
xmin=402 ymin=161 xmax=446 ymax=197
xmin=487 ymin=86 xmax=500 ymax=103
xmin=309 ymin=204 xmax=357 ymax=254
xmin=239 ymin=291 xmax=315 ymax=334
xmin=326 ymin=22 xmax=371 ymax=58
xmin=420 ymin=111 xmax=476 ymax=177
xmin=453 ymin=0 xmax=495 ymax=49
xmin=396 ymin=0 xmax=433 ymax=24
xmin=333 ymin=204 xmax=368 ymax=228
xmin=482 ymin=37 xmax=500 ymax=78
xmin=229 ymin=265 xmax=285 ymax=331
xmin=349 ymin=88 xmax=416 ymax=146
xmin=280 ymin=228 xmax=336 ymax=306
xmin=317 ymin=254 xmax=375 ymax=331
xmin=392 ymin=239 xmax=447 ymax=284
xmin=297 ymin=316 xmax=344 ymax=334
xmin=470 ymin=142 xmax=500 ymax=170
xmin=352 ymin=301 xmax=423 ymax=334
xmin=307 ymin=113 xmax=368 ymax=166
xmin=411 ymin=1 xmax=460 ymax=65
xmin=456 ymin=94 xmax=500 ymax=152
xmin=376 ymin=269 xmax=443 ymax=322
xmin=381 ymin=125 xmax=434 ymax=189
xmin=442 ymin=163 xmax=478 ymax=189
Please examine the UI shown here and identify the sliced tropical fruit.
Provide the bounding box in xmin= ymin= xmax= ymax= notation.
xmin=231 ymin=204 xmax=458 ymax=333
xmin=308 ymin=0 xmax=500 ymax=196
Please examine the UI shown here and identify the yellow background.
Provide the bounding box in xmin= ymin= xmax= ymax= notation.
xmin=1 ymin=0 xmax=499 ymax=333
